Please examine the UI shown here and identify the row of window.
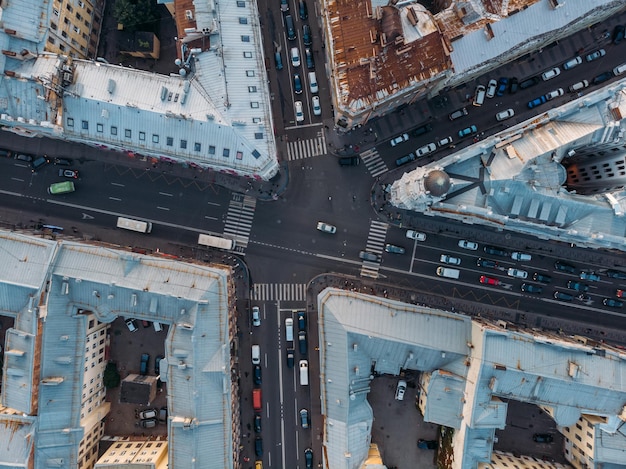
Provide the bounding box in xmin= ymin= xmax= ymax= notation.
xmin=68 ymin=118 xmax=256 ymax=159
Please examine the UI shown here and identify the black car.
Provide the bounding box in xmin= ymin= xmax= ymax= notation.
xmin=298 ymin=331 xmax=308 ymax=354
xmin=255 ymin=437 xmax=263 ymax=456
xmin=254 ymin=414 xmax=262 ymax=433
xmin=554 ymin=261 xmax=576 ymax=274
xmin=155 ymin=354 xmax=164 ymax=375
xmin=533 ymin=433 xmax=554 ymax=443
xmin=253 ymin=364 xmax=262 ymax=385
xmin=395 ymin=152 xmax=416 ymax=167
xmin=411 ymin=124 xmax=432 ymax=137
xmin=359 ymin=250 xmax=382 ymax=262
xmin=417 ymin=439 xmax=437 ymax=449
xmin=554 ymin=291 xmax=574 ymax=301
xmin=593 ymin=72 xmax=613 ymax=85
xmin=613 ymin=24 xmax=625 ymax=45
xmin=298 ymin=0 xmax=307 ymax=20
xmin=521 ymin=283 xmax=542 ymax=294
xmin=31 ymin=155 xmax=49 ymax=172
xmin=297 ymin=311 xmax=306 ymax=330
xmin=54 ymin=157 xmax=72 ymax=166
xmin=508 ymin=77 xmax=519 ymax=94
xmin=603 ymin=298 xmax=623 ymax=308
xmin=338 ymin=156 xmax=360 ymax=166
xmin=606 ymin=269 xmax=626 ymax=280
xmin=302 ymin=24 xmax=312 ymax=46
xmin=519 ymin=76 xmax=540 ymax=89
xmin=533 ymin=272 xmax=552 ymax=283
xmin=476 ymin=258 xmax=498 ymax=268
xmin=305 ymin=48 xmax=314 ymax=69
xmin=567 ymin=280 xmax=589 ymax=292
xmin=286 ymin=348 xmax=295 ymax=368
xmin=483 ymin=246 xmax=507 ymax=257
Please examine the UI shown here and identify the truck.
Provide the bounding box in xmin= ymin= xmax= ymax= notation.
xmin=117 ymin=217 xmax=153 ymax=233
xmin=197 ymin=233 xmax=236 ymax=250
xmin=285 ymin=318 xmax=294 ymax=342
xmin=299 ymin=360 xmax=309 ymax=386
xmin=252 ymin=388 xmax=262 ymax=411
xmin=436 ymin=267 xmax=460 ymax=279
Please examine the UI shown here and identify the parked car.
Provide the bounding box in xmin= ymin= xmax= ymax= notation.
xmin=606 ymin=269 xmax=626 ymax=280
xmin=155 ymin=355 xmax=163 ymax=375
xmin=316 ymin=222 xmax=336 ymax=234
xmin=15 ymin=153 xmax=33 ymax=162
xmin=125 ymin=318 xmax=138 ymax=332
xmin=449 ymin=108 xmax=468 ymax=121
xmin=458 ymin=240 xmax=478 ymax=250
xmin=158 ymin=407 xmax=168 ymax=422
xmin=253 ymin=365 xmax=262 ymax=385
xmin=507 ymin=268 xmax=528 ymax=279
xmin=569 ymin=80 xmax=589 ymax=92
xmin=480 ymin=276 xmax=500 ymax=286
xmin=533 ymin=433 xmax=554 ymax=443
xmin=300 ymin=408 xmax=310 ymax=428
xmin=554 ymin=261 xmax=576 ymax=274
xmin=521 ymin=283 xmax=542 ymax=294
xmin=395 ymin=152 xmax=416 ymax=167
xmin=390 ymin=133 xmax=409 ymax=147
xmin=437 ymin=136 xmax=453 ymax=147
xmin=139 ymin=409 xmax=157 ymax=420
xmin=254 ymin=414 xmax=262 ymax=433
xmin=311 ymin=96 xmax=321 ymax=116
xmin=385 ymin=244 xmax=405 ymax=254
xmin=562 ymin=56 xmax=582 ymax=70
xmin=533 ymin=273 xmax=552 ymax=283
xmin=541 ymin=67 xmax=561 ymax=81
xmin=484 ymin=246 xmax=507 ymax=257
xmin=495 ymin=109 xmax=514 ymax=121
xmin=613 ymin=24 xmax=625 ymax=45
xmin=496 ymin=77 xmax=508 ymax=96
xmin=255 ymin=437 xmax=263 ymax=456
xmin=53 ymin=158 xmax=72 ymax=166
xmin=304 ymin=448 xmax=313 ymax=468
xmin=440 ymin=254 xmax=461 ymax=265
xmin=604 ymin=298 xmax=624 ymax=308
xmin=519 ymin=76 xmax=540 ymax=89
xmin=508 ymin=77 xmax=519 ymax=93
xmin=415 ymin=142 xmax=436 ymax=157
xmin=486 ymin=79 xmax=498 ymax=98
xmin=567 ymin=280 xmax=589 ymax=292
xmin=545 ymin=88 xmax=564 ymax=100
xmin=458 ymin=125 xmax=477 ymax=138
xmin=579 ymin=271 xmax=600 ymax=281
xmin=554 ymin=291 xmax=574 ymax=301
xmin=476 ymin=258 xmax=498 ymax=269
xmin=527 ymin=96 xmax=547 ymax=109
xmin=417 ymin=439 xmax=437 ymax=449
xmin=140 ymin=353 xmax=150 ymax=375
xmin=140 ymin=418 xmax=157 ymax=428
xmin=395 ymin=380 xmax=407 ymax=401
xmin=406 ymin=230 xmax=426 ymax=241
xmin=411 ymin=124 xmax=432 ymax=137
xmin=593 ymin=72 xmax=614 ymax=85
xmin=585 ymin=49 xmax=606 ymax=62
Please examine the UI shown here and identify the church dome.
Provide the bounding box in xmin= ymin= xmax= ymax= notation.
xmin=424 ymin=170 xmax=450 ymax=196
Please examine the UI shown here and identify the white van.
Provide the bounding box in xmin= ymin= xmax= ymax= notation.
xmin=613 ymin=63 xmax=626 ymax=76
xmin=153 ymin=321 xmax=163 ymax=332
xmin=117 ymin=217 xmax=152 ymax=233
xmin=285 ymin=318 xmax=294 ymax=342
xmin=291 ymin=47 xmax=300 ymax=68
xmin=308 ymin=72 xmax=318 ymax=94
xmin=252 ymin=345 xmax=260 ymax=365
xmin=569 ymin=80 xmax=589 ymax=92
xmin=436 ymin=267 xmax=460 ymax=279
xmin=299 ymin=360 xmax=309 ymax=386
xmin=472 ymin=85 xmax=486 ymax=106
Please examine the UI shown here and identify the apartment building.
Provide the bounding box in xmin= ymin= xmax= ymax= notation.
xmin=47 ymin=0 xmax=105 ymax=58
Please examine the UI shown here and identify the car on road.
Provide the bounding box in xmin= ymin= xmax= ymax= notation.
xmin=255 ymin=437 xmax=263 ymax=456
xmin=613 ymin=24 xmax=625 ymax=44
xmin=338 ymin=156 xmax=360 ymax=166
xmin=480 ymin=276 xmax=500 ymax=286
xmin=545 ymin=88 xmax=564 ymax=100
xmin=519 ymin=76 xmax=540 ymax=89
xmin=579 ymin=271 xmax=600 ymax=281
xmin=302 ymin=24 xmax=312 ymax=46
xmin=58 ymin=169 xmax=79 ymax=178
xmin=139 ymin=409 xmax=157 ymax=420
xmin=294 ymin=101 xmax=304 ymax=122
xmin=411 ymin=124 xmax=432 ymax=137
xmin=527 ymin=96 xmax=547 ymax=109
xmin=578 ymin=294 xmax=592 ymax=302
xmin=53 ymin=158 xmax=72 ymax=166
xmin=390 ymin=133 xmax=409 ymax=147
xmin=554 ymin=261 xmax=576 ymax=274
xmin=476 ymin=258 xmax=498 ymax=269
xmin=458 ymin=125 xmax=478 ymax=138
xmin=521 ymin=283 xmax=542 ymax=293
xmin=567 ymin=280 xmax=589 ymax=292
xmin=300 ymin=408 xmax=310 ymax=428
xmin=359 ymin=251 xmax=382 ymax=262
xmin=304 ymin=448 xmax=313 ymax=468
xmin=604 ymin=298 xmax=623 ymax=308
xmin=486 ymin=79 xmax=498 ymax=98
xmin=541 ymin=67 xmax=560 ymax=81
xmin=254 ymin=414 xmax=262 ymax=433
xmin=617 ymin=289 xmax=625 ymax=298
xmin=286 ymin=348 xmax=295 ymax=368
xmin=440 ymin=254 xmax=461 ymax=265
xmin=316 ymin=222 xmax=336 ymax=234
xmin=563 ymin=56 xmax=582 ymax=70
xmin=508 ymin=77 xmax=519 ymax=93
xmin=280 ymin=0 xmax=289 ymax=12
xmin=304 ymin=48 xmax=314 ymax=69
xmin=593 ymin=72 xmax=614 ymax=85
xmin=496 ymin=77 xmax=508 ymax=96
xmin=507 ymin=268 xmax=528 ymax=279
xmin=533 ymin=433 xmax=554 ymax=443
xmin=495 ymin=109 xmax=514 ymax=121
xmin=415 ymin=142 xmax=437 ymax=157
xmin=395 ymin=380 xmax=407 ymax=401
xmin=484 ymin=246 xmax=507 ymax=256
xmin=458 ymin=240 xmax=478 ymax=250
xmin=511 ymin=252 xmax=531 ymax=261
xmin=293 ymin=73 xmax=303 ymax=94
xmin=586 ymin=49 xmax=606 ymax=62
xmin=312 ymin=96 xmax=321 ymax=116
xmin=449 ymin=108 xmax=468 ymax=120
xmin=437 ymin=136 xmax=453 ymax=147
xmin=385 ymin=244 xmax=405 ymax=254
xmin=554 ymin=291 xmax=574 ymax=301
xmin=15 ymin=153 xmax=33 ymax=162
xmin=252 ymin=306 xmax=261 ymax=326
xmin=533 ymin=273 xmax=552 ymax=283
xmin=297 ymin=311 xmax=306 ymax=330
xmin=606 ymin=269 xmax=626 ymax=280
xmin=417 ymin=439 xmax=437 ymax=449
xmin=253 ymin=365 xmax=262 ymax=385
xmin=395 ymin=152 xmax=416 ymax=167
xmin=298 ymin=331 xmax=308 ymax=354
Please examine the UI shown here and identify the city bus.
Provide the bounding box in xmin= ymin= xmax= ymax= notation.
xmin=116 ymin=217 xmax=152 ymax=233
xmin=197 ymin=233 xmax=236 ymax=250
xmin=47 ymin=181 xmax=75 ymax=195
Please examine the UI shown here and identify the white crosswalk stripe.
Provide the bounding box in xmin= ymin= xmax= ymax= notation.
xmin=223 ymin=194 xmax=257 ymax=250
xmin=252 ymin=283 xmax=307 ymax=301
xmin=360 ymin=221 xmax=388 ymax=278
xmin=287 ymin=134 xmax=327 ymax=161
xmin=360 ymin=148 xmax=388 ymax=177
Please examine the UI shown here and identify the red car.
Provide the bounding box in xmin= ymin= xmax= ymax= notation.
xmin=480 ymin=275 xmax=500 ymax=286
xmin=617 ymin=289 xmax=624 ymax=298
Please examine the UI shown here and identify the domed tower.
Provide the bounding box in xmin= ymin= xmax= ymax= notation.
xmin=390 ymin=166 xmax=452 ymax=211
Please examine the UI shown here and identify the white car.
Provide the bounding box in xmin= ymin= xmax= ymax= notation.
xmin=406 ymin=230 xmax=426 ymax=241
xmin=563 ymin=56 xmax=582 ymax=70
xmin=312 ymin=96 xmax=321 ymax=116
xmin=415 ymin=142 xmax=436 ymax=157
xmin=440 ymin=254 xmax=461 ymax=265
xmin=495 ymin=109 xmax=514 ymax=122
xmin=486 ymin=79 xmax=498 ymax=98
xmin=458 ymin=240 xmax=478 ymax=250
xmin=390 ymin=133 xmax=409 ymax=147
xmin=545 ymin=88 xmax=564 ymax=100
xmin=541 ymin=67 xmax=561 ymax=81
xmin=294 ymin=101 xmax=304 ymax=122
xmin=437 ymin=136 xmax=453 ymax=147
xmin=511 ymin=252 xmax=532 ymax=261
xmin=317 ymin=221 xmax=337 ymax=234
xmin=395 ymin=380 xmax=407 ymax=401
xmin=507 ymin=268 xmax=528 ymax=279
xmin=252 ymin=306 xmax=261 ymax=326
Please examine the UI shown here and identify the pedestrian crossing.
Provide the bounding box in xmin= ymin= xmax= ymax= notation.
xmin=360 ymin=148 xmax=388 ymax=178
xmin=360 ymin=220 xmax=388 ymax=278
xmin=223 ymin=193 xmax=257 ymax=250
xmin=286 ymin=133 xmax=327 ymax=161
xmin=252 ymin=283 xmax=307 ymax=301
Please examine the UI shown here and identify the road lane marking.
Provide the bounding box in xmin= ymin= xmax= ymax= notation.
xmin=109 ymin=197 xmax=121 ymax=201
xmin=156 ymin=206 xmax=170 ymax=211
xmin=159 ymin=192 xmax=173 ymax=197
xmin=111 ymin=182 xmax=125 ymax=187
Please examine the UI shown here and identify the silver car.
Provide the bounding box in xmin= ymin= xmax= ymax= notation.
xmin=316 ymin=222 xmax=336 ymax=234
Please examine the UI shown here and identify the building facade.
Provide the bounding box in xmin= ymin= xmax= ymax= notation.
xmin=47 ymin=0 xmax=105 ymax=58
